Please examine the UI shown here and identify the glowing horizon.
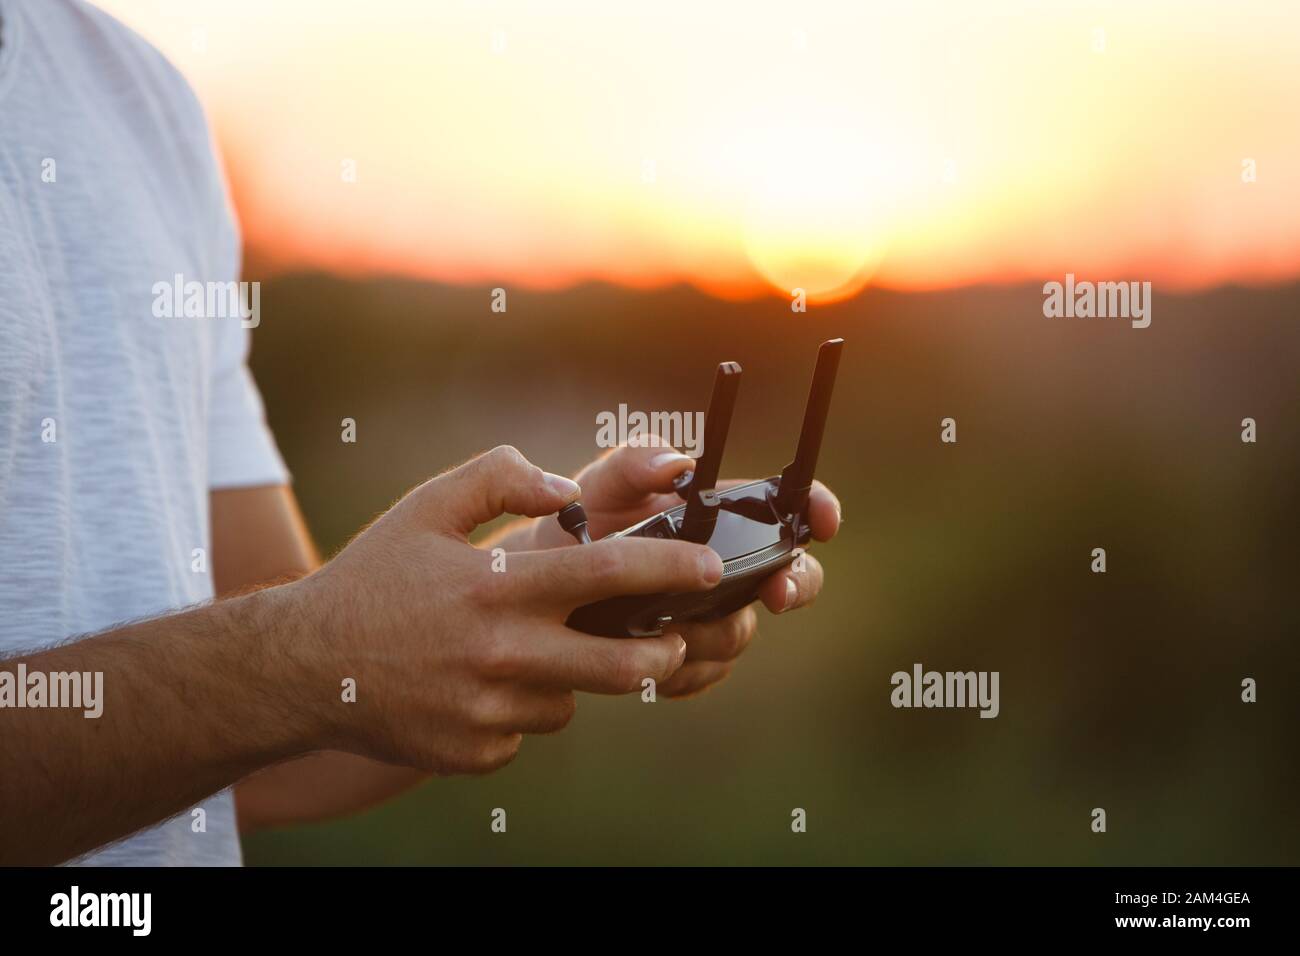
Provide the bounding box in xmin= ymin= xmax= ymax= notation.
xmin=98 ymin=0 xmax=1300 ymax=301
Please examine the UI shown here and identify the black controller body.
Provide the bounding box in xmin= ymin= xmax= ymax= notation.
xmin=565 ymin=478 xmax=813 ymax=637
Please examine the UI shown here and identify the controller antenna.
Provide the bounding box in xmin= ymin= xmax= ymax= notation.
xmin=558 ymin=502 xmax=592 ymax=544
xmin=677 ymin=361 xmax=742 ymax=544
xmin=773 ymin=338 xmax=844 ymax=519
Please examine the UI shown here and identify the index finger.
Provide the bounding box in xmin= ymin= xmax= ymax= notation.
xmin=507 ymin=536 xmax=724 ymax=611
xmin=507 ymin=625 xmax=688 ymax=694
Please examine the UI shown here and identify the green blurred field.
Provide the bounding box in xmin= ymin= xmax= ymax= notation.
xmin=242 ymin=278 xmax=1300 ymax=865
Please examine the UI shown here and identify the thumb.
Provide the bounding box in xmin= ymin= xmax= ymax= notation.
xmin=423 ymin=445 xmax=580 ymax=536
xmin=578 ymin=441 xmax=695 ymax=510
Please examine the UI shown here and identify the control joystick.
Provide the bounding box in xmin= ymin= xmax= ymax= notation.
xmin=557 ymin=501 xmax=592 ymax=545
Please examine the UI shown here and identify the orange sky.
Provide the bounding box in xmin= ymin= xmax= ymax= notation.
xmin=99 ymin=0 xmax=1300 ymax=301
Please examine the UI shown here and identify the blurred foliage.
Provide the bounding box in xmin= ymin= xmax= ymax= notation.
xmin=244 ymin=278 xmax=1300 ymax=865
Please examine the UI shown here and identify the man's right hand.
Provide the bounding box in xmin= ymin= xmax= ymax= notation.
xmin=0 ymin=444 xmax=720 ymax=863
xmin=293 ymin=445 xmax=723 ymax=775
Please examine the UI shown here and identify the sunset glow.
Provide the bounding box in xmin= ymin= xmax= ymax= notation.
xmin=98 ymin=0 xmax=1300 ymax=299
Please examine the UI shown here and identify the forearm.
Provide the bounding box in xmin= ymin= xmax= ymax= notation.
xmin=236 ymin=752 xmax=424 ymax=833
xmin=0 ymin=583 xmax=324 ymax=865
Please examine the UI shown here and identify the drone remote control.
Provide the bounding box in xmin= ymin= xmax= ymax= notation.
xmin=561 ymin=338 xmax=844 ymax=638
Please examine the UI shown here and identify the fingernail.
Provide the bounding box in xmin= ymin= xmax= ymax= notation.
xmin=781 ymin=578 xmax=798 ymax=611
xmin=698 ymin=549 xmax=723 ymax=585
xmin=648 ymin=451 xmax=693 ymax=471
xmin=543 ymin=472 xmax=581 ymax=500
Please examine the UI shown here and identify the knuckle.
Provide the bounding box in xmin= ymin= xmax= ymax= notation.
xmin=795 ymin=563 xmax=821 ymax=604
xmin=721 ymin=612 xmax=754 ymax=659
xmin=588 ymin=544 xmax=627 ymax=586
xmin=675 ymin=662 xmax=730 ymax=699
xmin=463 ymin=578 xmax=492 ymax=610
xmin=612 ymin=649 xmax=645 ymax=693
xmin=477 ymin=635 xmax=521 ymax=680
xmin=409 ymin=475 xmax=438 ymax=502
xmin=474 ymin=735 xmax=522 ymax=774
xmin=482 ymin=444 xmax=525 ymax=478
xmin=715 ymin=630 xmax=742 ymax=661
xmin=808 ymin=555 xmax=825 ymax=586
xmin=463 ymin=565 xmax=504 ymax=607
xmin=468 ymin=688 xmax=513 ymax=729
xmin=538 ymin=694 xmax=578 ymax=733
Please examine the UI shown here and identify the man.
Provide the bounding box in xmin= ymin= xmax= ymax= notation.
xmin=0 ymin=0 xmax=839 ymax=866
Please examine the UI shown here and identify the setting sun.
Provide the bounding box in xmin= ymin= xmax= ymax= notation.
xmin=95 ymin=0 xmax=1300 ymax=297
xmin=734 ymin=106 xmax=911 ymax=302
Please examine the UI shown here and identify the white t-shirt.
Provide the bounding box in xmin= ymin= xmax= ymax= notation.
xmin=0 ymin=0 xmax=289 ymax=865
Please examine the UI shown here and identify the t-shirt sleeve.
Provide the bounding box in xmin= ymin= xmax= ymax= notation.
xmin=207 ymin=319 xmax=290 ymax=490
xmin=199 ymin=107 xmax=290 ymax=490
